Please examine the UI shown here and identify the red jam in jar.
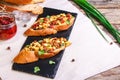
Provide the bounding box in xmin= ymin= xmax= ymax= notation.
xmin=0 ymin=12 xmax=17 ymax=40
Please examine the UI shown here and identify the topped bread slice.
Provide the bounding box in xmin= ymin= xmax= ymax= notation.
xmin=0 ymin=3 xmax=43 ymax=15
xmin=13 ymin=37 xmax=71 ymax=64
xmin=24 ymin=13 xmax=75 ymax=36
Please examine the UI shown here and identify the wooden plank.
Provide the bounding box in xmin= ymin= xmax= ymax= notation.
xmin=86 ymin=65 xmax=120 ymax=80
xmin=98 ymin=9 xmax=120 ymax=25
xmin=89 ymin=0 xmax=120 ymax=28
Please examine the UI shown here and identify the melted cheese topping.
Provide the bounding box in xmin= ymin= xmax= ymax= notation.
xmin=24 ymin=37 xmax=71 ymax=54
xmin=32 ymin=13 xmax=73 ymax=30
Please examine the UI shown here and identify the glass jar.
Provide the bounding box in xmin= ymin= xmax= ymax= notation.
xmin=0 ymin=12 xmax=17 ymax=40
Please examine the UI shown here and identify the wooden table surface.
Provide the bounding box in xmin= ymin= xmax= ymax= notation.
xmin=85 ymin=0 xmax=120 ymax=80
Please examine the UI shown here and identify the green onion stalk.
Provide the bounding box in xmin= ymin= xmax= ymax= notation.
xmin=73 ymin=0 xmax=120 ymax=43
xmin=86 ymin=12 xmax=109 ymax=43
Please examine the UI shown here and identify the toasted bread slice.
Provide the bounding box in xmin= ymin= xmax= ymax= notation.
xmin=19 ymin=4 xmax=43 ymax=14
xmin=13 ymin=37 xmax=71 ymax=64
xmin=0 ymin=3 xmax=43 ymax=14
xmin=13 ymin=49 xmax=39 ymax=64
xmin=34 ymin=37 xmax=71 ymax=59
xmin=24 ymin=13 xmax=75 ymax=36
xmin=24 ymin=27 xmax=57 ymax=36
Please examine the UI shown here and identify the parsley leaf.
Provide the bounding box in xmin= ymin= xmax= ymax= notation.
xmin=38 ymin=50 xmax=45 ymax=55
xmin=49 ymin=60 xmax=56 ymax=65
xmin=34 ymin=66 xmax=40 ymax=73
xmin=66 ymin=20 xmax=70 ymax=25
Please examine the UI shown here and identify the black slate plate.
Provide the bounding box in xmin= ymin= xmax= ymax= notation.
xmin=12 ymin=7 xmax=77 ymax=79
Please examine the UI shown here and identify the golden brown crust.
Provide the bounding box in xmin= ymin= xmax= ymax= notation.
xmin=0 ymin=3 xmax=43 ymax=14
xmin=13 ymin=49 xmax=39 ymax=64
xmin=24 ymin=28 xmax=57 ymax=36
xmin=13 ymin=37 xmax=71 ymax=64
xmin=19 ymin=4 xmax=43 ymax=14
xmin=24 ymin=14 xmax=75 ymax=36
xmin=24 ymin=27 xmax=57 ymax=36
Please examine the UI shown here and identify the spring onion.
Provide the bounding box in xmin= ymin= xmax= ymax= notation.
xmin=73 ymin=0 xmax=120 ymax=43
xmin=66 ymin=20 xmax=70 ymax=25
xmin=49 ymin=60 xmax=56 ymax=65
xmin=86 ymin=12 xmax=109 ymax=43
xmin=38 ymin=50 xmax=45 ymax=55
xmin=46 ymin=15 xmax=50 ymax=18
xmin=34 ymin=66 xmax=40 ymax=73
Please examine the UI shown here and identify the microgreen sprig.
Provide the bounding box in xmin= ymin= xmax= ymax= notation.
xmin=49 ymin=60 xmax=56 ymax=65
xmin=34 ymin=66 xmax=40 ymax=73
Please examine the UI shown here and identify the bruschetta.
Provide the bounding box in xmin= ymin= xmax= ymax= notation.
xmin=13 ymin=37 xmax=71 ymax=64
xmin=24 ymin=13 xmax=75 ymax=36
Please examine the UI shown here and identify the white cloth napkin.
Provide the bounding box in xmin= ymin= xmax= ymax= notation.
xmin=0 ymin=0 xmax=120 ymax=80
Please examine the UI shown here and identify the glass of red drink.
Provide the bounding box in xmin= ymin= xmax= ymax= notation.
xmin=0 ymin=12 xmax=17 ymax=40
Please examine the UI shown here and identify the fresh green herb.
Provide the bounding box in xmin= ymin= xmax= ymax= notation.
xmin=86 ymin=12 xmax=109 ymax=43
xmin=49 ymin=60 xmax=56 ymax=65
xmin=39 ymin=19 xmax=44 ymax=23
xmin=25 ymin=45 xmax=29 ymax=48
xmin=61 ymin=41 xmax=65 ymax=47
xmin=38 ymin=50 xmax=45 ymax=55
xmin=66 ymin=20 xmax=70 ymax=25
xmin=34 ymin=66 xmax=40 ymax=73
xmin=73 ymin=0 xmax=120 ymax=43
xmin=38 ymin=40 xmax=42 ymax=43
xmin=61 ymin=43 xmax=65 ymax=47
xmin=46 ymin=15 xmax=50 ymax=18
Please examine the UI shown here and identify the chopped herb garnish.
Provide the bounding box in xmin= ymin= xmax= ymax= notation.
xmin=38 ymin=40 xmax=42 ymax=43
xmin=34 ymin=66 xmax=40 ymax=73
xmin=39 ymin=19 xmax=44 ymax=23
xmin=49 ymin=60 xmax=56 ymax=65
xmin=25 ymin=45 xmax=29 ymax=48
xmin=38 ymin=50 xmax=45 ymax=55
xmin=66 ymin=20 xmax=70 ymax=25
xmin=46 ymin=15 xmax=50 ymax=18
xmin=61 ymin=43 xmax=65 ymax=47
